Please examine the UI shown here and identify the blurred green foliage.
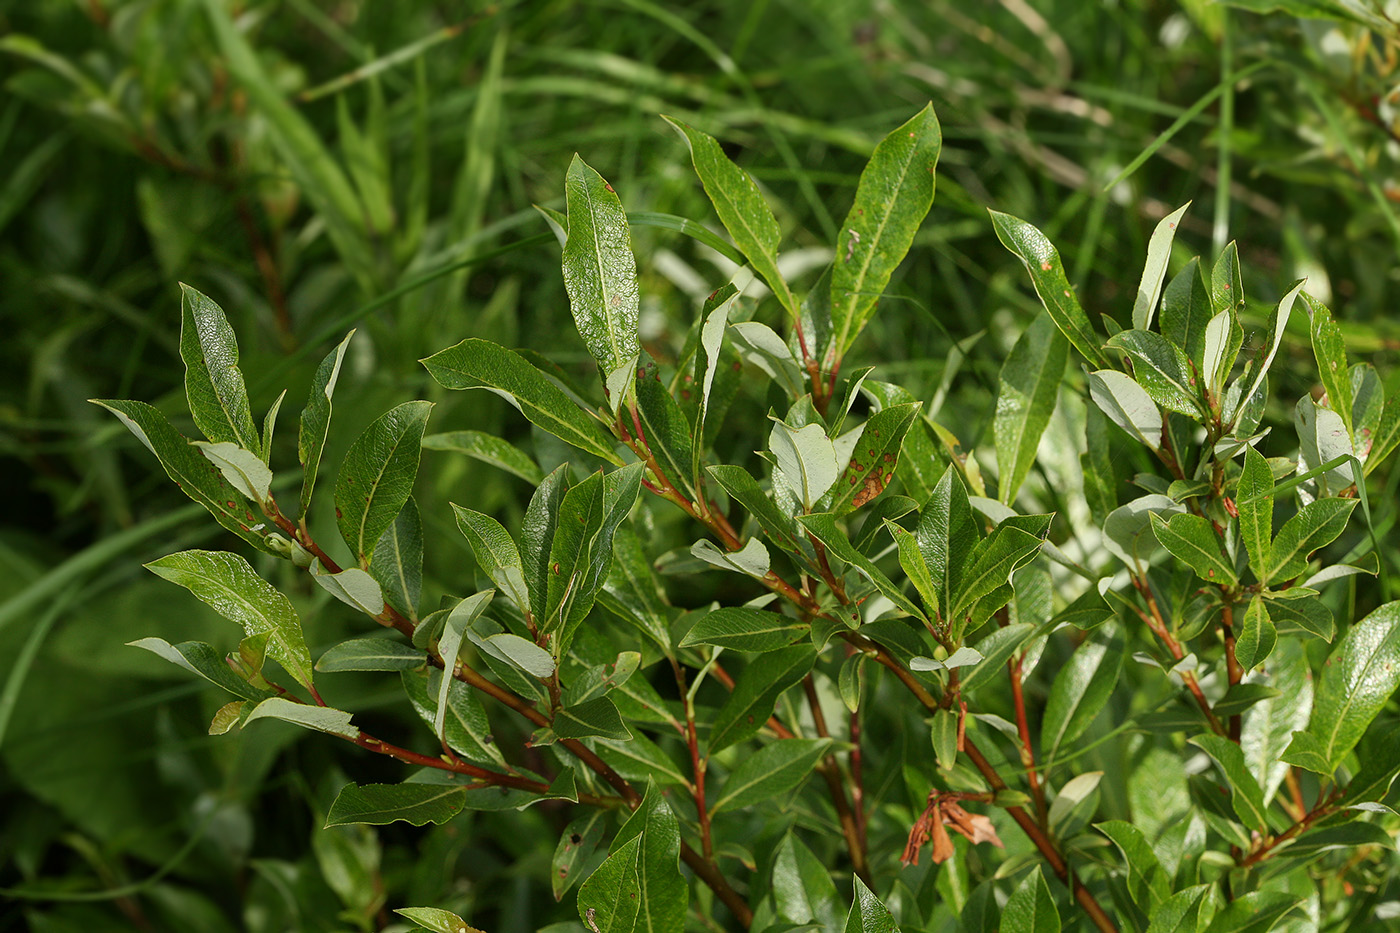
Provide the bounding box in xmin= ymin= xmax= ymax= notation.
xmin=3 ymin=1 xmax=1400 ymax=931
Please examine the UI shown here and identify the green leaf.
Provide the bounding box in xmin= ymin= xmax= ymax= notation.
xmin=706 ymin=464 xmax=806 ymax=557
xmin=325 ymin=782 xmax=465 ymax=827
xmin=1150 ymin=513 xmax=1236 ymax=585
xmin=552 ymin=811 xmax=607 ymax=900
xmin=712 ymin=738 xmax=831 ymax=813
xmin=959 ymin=623 xmax=1035 ymax=693
xmin=1237 ymin=447 xmax=1274 ymax=582
xmin=829 ymin=403 xmax=919 ymax=514
xmin=730 ymin=321 xmax=807 ymax=398
xmin=599 ymin=524 xmax=676 ymax=658
xmin=128 ymin=637 xmax=275 ymax=701
xmin=145 ymin=550 xmax=314 ymax=690
xmin=1189 ymin=734 xmax=1269 ymax=832
xmin=371 ymin=498 xmax=422 ymax=620
xmin=483 ymin=633 xmax=554 ymax=679
xmin=244 ymin=696 xmax=358 ymax=739
xmin=310 ymin=561 xmax=385 ymax=616
xmin=1304 ymin=292 xmax=1354 ymax=440
xmin=1160 ymin=258 xmax=1212 ymax=365
xmin=554 ymin=696 xmax=632 ymax=741
xmin=1133 ymin=203 xmax=1191 ymax=331
xmin=1105 ymin=330 xmax=1204 ymax=418
xmin=994 ymin=313 xmax=1068 ymax=504
xmin=916 ymin=464 xmax=980 ymax=621
xmin=1365 ymin=388 xmax=1400 ymax=476
xmin=395 ymin=907 xmax=483 ymax=933
xmin=1103 ymin=494 xmax=1183 ymax=571
xmin=402 ymin=667 xmax=504 ymax=767
xmin=1229 ymin=281 xmax=1304 ymax=430
xmin=692 ymin=284 xmax=739 ymax=478
xmin=1267 ymin=497 xmax=1357 ymax=583
xmin=562 ymin=155 xmax=641 ymax=411
xmin=1201 ymin=892 xmax=1300 ymax=933
xmin=843 ymin=876 xmax=900 ymax=933
xmin=931 ymin=707 xmax=958 ymax=770
xmin=521 ymin=465 xmax=571 ymax=627
xmin=1295 ymin=396 xmax=1356 ymax=495
xmin=634 ymin=357 xmax=696 ymax=498
xmin=315 ymin=637 xmax=422 ymax=672
xmin=434 ymin=591 xmax=495 ymax=745
xmin=828 ymin=103 xmax=942 ymax=363
xmin=192 ymin=441 xmax=272 ymax=504
xmin=610 ymin=781 xmax=685 ymax=933
xmin=773 ymin=832 xmax=843 ymax=929
xmin=680 ymin=605 xmax=805 ymax=652
xmin=1147 ymin=885 xmax=1215 ymax=933
xmin=1096 ymin=820 xmax=1169 ymax=910
xmin=1088 ymin=370 xmax=1163 ymax=451
xmin=421 ymin=430 xmax=545 ymax=485
xmin=92 ymin=399 xmax=272 ymax=552
xmin=1284 ymin=600 xmax=1400 ymax=773
xmin=990 ymin=210 xmax=1105 ymax=368
xmin=298 ymin=329 xmax=354 ymax=516
xmin=1235 ymin=596 xmax=1276 ymax=671
xmin=1002 ymin=867 xmax=1060 ymax=933
xmin=421 ymin=339 xmax=622 ymax=464
xmin=1041 ymin=627 xmax=1123 ymax=762
xmin=1241 ymin=639 xmax=1313 ymax=801
xmin=1340 ymin=722 xmax=1400 ymax=806
xmin=335 ymin=400 xmax=433 ymax=564
xmin=770 ymin=418 xmax=839 ymax=510
xmin=577 ymin=835 xmax=643 ymax=932
xmin=1211 ymin=241 xmax=1245 ymax=315
xmin=710 ymin=646 xmax=815 ymax=752
xmin=798 ymin=512 xmax=925 ymax=622
xmin=452 ymin=504 xmax=529 ymax=615
xmin=1201 ymin=308 xmax=1240 ymax=400
xmin=949 ymin=525 xmax=1044 ymax=629
xmin=663 ymin=116 xmax=797 ymax=318
xmin=178 ymin=284 xmax=260 ymax=452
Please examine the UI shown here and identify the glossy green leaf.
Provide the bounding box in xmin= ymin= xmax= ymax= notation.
xmin=372 ymin=498 xmax=422 ymax=620
xmin=828 ymin=103 xmax=941 ymax=363
xmin=577 ymin=835 xmax=643 ymax=933
xmin=1365 ymin=389 xmax=1400 ymax=475
xmin=931 ymin=707 xmax=958 ymax=770
xmin=916 ymin=464 xmax=980 ymax=621
xmin=712 ymin=737 xmax=830 ymax=813
xmin=1190 ymin=734 xmax=1269 ymax=831
xmin=1201 ymin=892 xmax=1300 ymax=933
xmin=1284 ymin=600 xmax=1400 ymax=773
xmin=421 ymin=339 xmax=622 ymax=464
xmin=1240 ymin=639 xmax=1313 ymax=802
xmin=829 ymin=403 xmax=919 ymax=514
xmin=994 ymin=313 xmax=1068 ymax=504
xmin=770 ymin=418 xmax=839 ymax=510
xmin=298 ymin=330 xmax=354 ymax=516
xmin=663 ymin=116 xmax=797 ymax=318
xmin=1237 ymin=446 xmax=1274 ymax=582
xmin=706 ymin=464 xmax=806 ymax=557
xmin=1088 ymin=370 xmax=1163 ymax=451
xmin=634 ymin=358 xmax=696 ymax=498
xmin=178 ymin=284 xmax=259 ymax=452
xmin=843 ymin=876 xmax=900 ymax=933
xmin=1096 ymin=820 xmax=1169 ymax=910
xmin=310 ymin=562 xmax=385 ymax=616
xmin=484 ymin=633 xmax=554 ymax=679
xmin=1230 ymin=280 xmax=1304 ymax=430
xmin=521 ymin=465 xmax=571 ymax=627
xmin=1340 ymin=722 xmax=1400 ymax=806
xmin=680 ymin=605 xmax=804 ymax=652
xmin=244 ymin=696 xmax=358 ymax=739
xmin=1235 ymin=596 xmax=1276 ymax=671
xmin=1103 ymin=494 xmax=1182 ymax=570
xmin=691 ymin=537 xmax=771 ymax=580
xmin=1041 ymin=627 xmax=1123 ymax=761
xmin=1146 ymin=884 xmax=1215 ymax=933
xmin=710 ymin=646 xmax=815 ymax=752
xmin=1160 ymin=258 xmax=1212 ymax=365
xmin=1294 ymin=396 xmax=1356 ymax=495
xmin=396 ymin=907 xmax=483 ymax=933
xmin=421 ymin=430 xmax=544 ymax=485
xmin=610 ymin=781 xmax=684 ymax=933
xmin=773 ymin=832 xmax=843 ymax=929
xmin=1267 ymin=497 xmax=1357 ymax=583
xmin=146 ymin=549 xmax=314 ymax=690
xmin=128 ymin=637 xmax=275 ymax=701
xmin=315 ymin=637 xmax=422 ymax=672
xmin=1150 ymin=512 xmax=1236 ymax=585
xmin=1106 ymin=330 xmax=1204 ymax=418
xmin=402 ymin=667 xmax=504 ymax=767
xmin=1304 ymin=292 xmax=1353 ymax=440
xmin=325 ymin=782 xmax=466 ymax=827
xmin=92 ymin=399 xmax=272 ymax=551
xmin=554 ymin=696 xmax=632 ymax=741
xmin=798 ymin=512 xmax=925 ymax=621
xmin=990 ymin=210 xmax=1105 ymax=368
xmin=959 ymin=623 xmax=1035 ymax=693
xmin=949 ymin=525 xmax=1044 ymax=629
xmin=1133 ymin=203 xmax=1191 ymax=331
xmin=192 ymin=441 xmax=272 ymax=504
xmin=452 ymin=504 xmax=529 ymax=615
xmin=598 ymin=524 xmax=676 ymax=657
xmin=1002 ymin=867 xmax=1060 ymax=933
xmin=692 ymin=284 xmax=739 ymax=478
xmin=433 ymin=591 xmax=495 ymax=745
xmin=335 ymin=400 xmax=433 ymax=564
xmin=562 ymin=155 xmax=641 ymax=411
xmin=552 ymin=810 xmax=607 ymax=900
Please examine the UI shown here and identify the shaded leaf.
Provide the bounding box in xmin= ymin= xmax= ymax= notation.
xmin=298 ymin=329 xmax=354 ymax=515
xmin=335 ymin=400 xmax=433 ymax=564
xmin=995 ymin=313 xmax=1068 ymax=504
xmin=712 ymin=738 xmax=831 ymax=813
xmin=325 ymin=782 xmax=465 ymax=827
xmin=421 ymin=430 xmax=544 ymax=485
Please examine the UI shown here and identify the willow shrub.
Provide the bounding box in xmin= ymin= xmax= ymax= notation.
xmin=96 ymin=103 xmax=1400 ymax=932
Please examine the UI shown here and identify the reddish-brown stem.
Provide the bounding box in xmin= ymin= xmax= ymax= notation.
xmin=1285 ymin=767 xmax=1308 ymax=821
xmin=674 ymin=661 xmax=714 ymax=860
xmin=1008 ymin=650 xmax=1047 ymax=825
xmin=1220 ymin=599 xmax=1243 ymax=743
xmin=233 ymin=196 xmax=294 ymax=348
xmin=802 ymin=676 xmax=872 ymax=885
xmin=1131 ymin=575 xmax=1228 ymax=737
xmin=1237 ymin=792 xmax=1340 ymax=868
